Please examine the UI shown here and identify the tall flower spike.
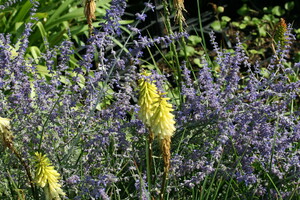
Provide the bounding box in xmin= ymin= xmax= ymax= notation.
xmin=0 ymin=117 xmax=13 ymax=149
xmin=138 ymin=72 xmax=160 ymax=126
xmin=151 ymin=94 xmax=176 ymax=200
xmin=34 ymin=152 xmax=66 ymax=200
xmin=274 ymin=18 xmax=288 ymax=46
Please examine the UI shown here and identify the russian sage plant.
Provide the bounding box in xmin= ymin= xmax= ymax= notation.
xmin=172 ymin=27 xmax=300 ymax=198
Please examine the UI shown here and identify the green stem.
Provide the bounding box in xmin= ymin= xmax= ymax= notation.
xmin=197 ymin=0 xmax=207 ymax=51
xmin=146 ymin=129 xmax=154 ymax=196
xmin=160 ymin=168 xmax=169 ymax=200
xmin=197 ymin=0 xmax=212 ymax=66
xmin=162 ymin=0 xmax=183 ymax=105
xmin=9 ymin=146 xmax=38 ymax=200
xmin=6 ymin=169 xmax=25 ymax=199
xmin=178 ymin=14 xmax=187 ymax=61
xmin=38 ymin=93 xmax=62 ymax=151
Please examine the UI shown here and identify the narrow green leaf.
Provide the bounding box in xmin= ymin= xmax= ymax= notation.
xmin=47 ymin=0 xmax=77 ymax=25
xmin=36 ymin=21 xmax=47 ymax=40
xmin=28 ymin=46 xmax=41 ymax=64
xmin=46 ymin=8 xmax=85 ymax=31
xmin=14 ymin=0 xmax=31 ymax=22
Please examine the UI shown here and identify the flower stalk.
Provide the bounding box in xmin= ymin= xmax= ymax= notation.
xmin=138 ymin=73 xmax=176 ymax=199
xmin=162 ymin=0 xmax=183 ymax=105
xmin=138 ymin=72 xmax=159 ymax=194
xmin=150 ymin=95 xmax=175 ymax=200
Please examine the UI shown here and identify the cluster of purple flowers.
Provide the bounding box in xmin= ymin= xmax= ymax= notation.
xmin=173 ymin=29 xmax=300 ymax=198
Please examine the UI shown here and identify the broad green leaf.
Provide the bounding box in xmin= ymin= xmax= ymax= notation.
xmin=251 ymin=17 xmax=260 ymax=25
xmin=210 ymin=20 xmax=221 ymax=31
xmin=239 ymin=23 xmax=247 ymax=29
xmin=193 ymin=58 xmax=202 ymax=68
xmin=14 ymin=22 xmax=23 ymax=32
xmin=179 ymin=46 xmax=195 ymax=57
xmin=217 ymin=6 xmax=224 ymax=13
xmin=237 ymin=4 xmax=249 ymax=16
xmin=70 ymin=21 xmax=103 ymax=36
xmin=258 ymin=24 xmax=267 ymax=37
xmin=48 ymin=29 xmax=68 ymax=47
xmin=243 ymin=16 xmax=251 ymax=22
xmin=221 ymin=16 xmax=231 ymax=22
xmin=231 ymin=21 xmax=240 ymax=27
xmin=97 ymin=0 xmax=111 ymax=6
xmin=271 ymin=6 xmax=285 ymax=16
xmin=260 ymin=68 xmax=270 ymax=78
xmin=188 ymin=35 xmax=202 ymax=46
xmin=284 ymin=1 xmax=295 ymax=11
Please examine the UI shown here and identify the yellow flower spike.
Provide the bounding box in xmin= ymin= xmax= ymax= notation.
xmin=151 ymin=93 xmax=176 ymax=200
xmin=34 ymin=152 xmax=66 ymax=200
xmin=0 ymin=117 xmax=13 ymax=149
xmin=138 ymin=72 xmax=160 ymax=126
xmin=137 ymin=73 xmax=176 ymax=200
xmin=150 ymin=95 xmax=176 ymax=140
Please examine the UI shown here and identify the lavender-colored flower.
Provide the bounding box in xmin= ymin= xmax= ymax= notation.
xmin=135 ymin=13 xmax=147 ymax=21
xmin=66 ymin=175 xmax=80 ymax=185
xmin=144 ymin=2 xmax=155 ymax=12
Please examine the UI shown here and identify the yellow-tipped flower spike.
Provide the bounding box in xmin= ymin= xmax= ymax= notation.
xmin=0 ymin=117 xmax=13 ymax=149
xmin=34 ymin=152 xmax=66 ymax=200
xmin=138 ymin=72 xmax=160 ymax=126
xmin=150 ymin=95 xmax=176 ymax=140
